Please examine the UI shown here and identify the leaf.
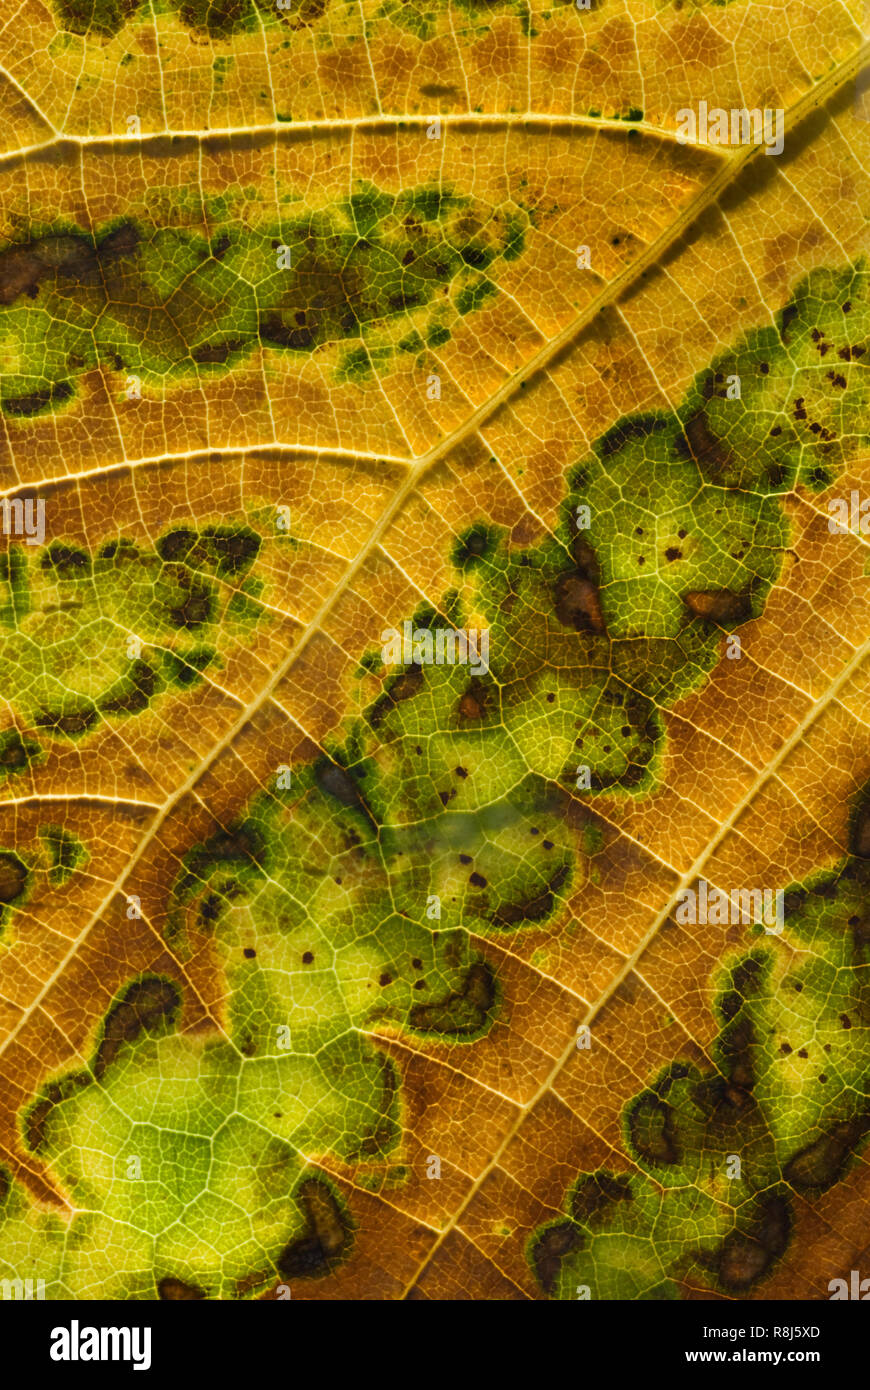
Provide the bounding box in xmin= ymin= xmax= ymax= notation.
xmin=0 ymin=0 xmax=868 ymax=1303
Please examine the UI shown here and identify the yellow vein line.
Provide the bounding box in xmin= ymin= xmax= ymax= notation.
xmin=0 ymin=443 xmax=411 ymax=499
xmin=0 ymin=113 xmax=733 ymax=169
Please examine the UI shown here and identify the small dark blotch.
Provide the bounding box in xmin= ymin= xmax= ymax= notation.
xmin=453 ymin=523 xmax=494 ymax=568
xmin=598 ymin=415 xmax=667 ymax=460
xmin=784 ymin=1116 xmax=870 ymax=1192
xmin=158 ymin=1277 xmax=206 ymax=1300
xmin=40 ymin=544 xmax=91 ymax=578
xmin=530 ymin=1221 xmax=583 ymax=1295
xmin=166 ymin=574 xmax=215 ymax=630
xmin=197 ymin=893 xmax=222 ymax=928
xmin=848 ymin=793 xmax=870 ymax=858
xmin=367 ymin=664 xmax=424 ymax=730
xmin=682 ymin=411 xmax=734 ymax=479
xmin=0 ymin=851 xmax=28 ymax=906
xmin=627 ymin=1090 xmax=679 ymax=1166
xmin=315 ymin=758 xmax=370 ymax=818
xmin=490 ymin=864 xmax=569 ymax=928
xmin=259 ymin=313 xmax=316 ymax=352
xmin=570 ymin=1172 xmax=633 ymax=1229
xmin=98 ymin=659 xmax=157 ymax=715
xmin=3 ymin=381 xmax=74 ymax=419
xmin=0 ymin=729 xmax=38 ymax=776
xmin=779 ymin=302 xmax=799 ymax=343
xmin=192 ymin=339 xmax=244 ymax=366
xmin=408 ymin=961 xmax=496 ymax=1037
xmin=553 ymin=569 xmax=606 ymax=634
xmin=716 ymin=1195 xmax=790 ymax=1290
xmin=277 ymin=1180 xmax=351 ymax=1280
xmin=95 ymin=977 xmax=181 ymax=1078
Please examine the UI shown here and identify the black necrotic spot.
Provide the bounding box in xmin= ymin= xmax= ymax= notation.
xmin=3 ymin=381 xmax=74 ymax=418
xmin=95 ymin=977 xmax=182 ymax=1078
xmin=277 ymin=1180 xmax=352 ymax=1280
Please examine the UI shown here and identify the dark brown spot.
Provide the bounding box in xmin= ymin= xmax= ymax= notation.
xmin=850 ymin=798 xmax=870 ymax=858
xmin=367 ymin=664 xmax=423 ymax=730
xmin=459 ymin=692 xmax=482 ymax=718
xmin=490 ymin=864 xmax=569 ymax=929
xmin=683 ymin=589 xmax=752 ymax=625
xmin=530 ymin=1221 xmax=582 ymax=1294
xmin=277 ymin=1179 xmax=351 ymax=1279
xmin=408 ymin=960 xmax=496 ymax=1036
xmin=158 ymin=1277 xmax=206 ymax=1300
xmin=784 ymin=1115 xmax=870 ymax=1191
xmin=628 ymin=1091 xmax=679 ymax=1165
xmin=95 ymin=977 xmax=181 ymax=1078
xmin=0 ymin=852 xmax=28 ymax=906
xmin=553 ymin=571 xmax=606 ymax=634
xmin=192 ymin=339 xmax=244 ymax=365
xmin=716 ymin=1195 xmax=790 ymax=1290
xmin=682 ymin=411 xmax=734 ymax=479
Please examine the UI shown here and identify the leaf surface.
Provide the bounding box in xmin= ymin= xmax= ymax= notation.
xmin=0 ymin=0 xmax=868 ymax=1302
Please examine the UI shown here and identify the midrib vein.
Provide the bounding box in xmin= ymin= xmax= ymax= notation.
xmin=0 ymin=113 xmax=727 ymax=170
